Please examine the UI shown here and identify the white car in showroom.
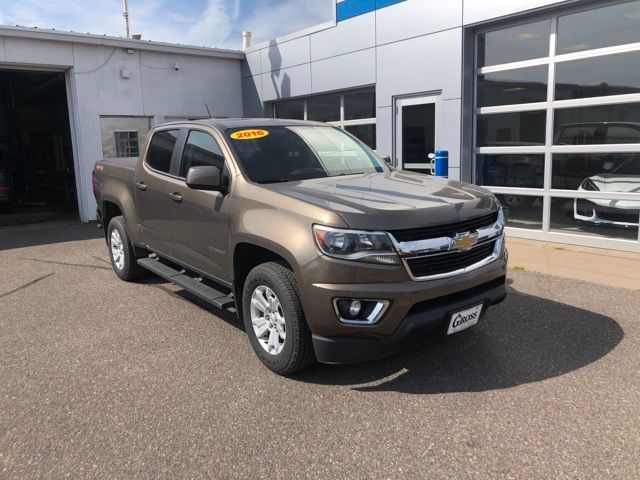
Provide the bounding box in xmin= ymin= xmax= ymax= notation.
xmin=574 ymin=155 xmax=640 ymax=228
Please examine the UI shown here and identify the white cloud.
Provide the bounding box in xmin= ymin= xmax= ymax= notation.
xmin=0 ymin=0 xmax=333 ymax=49
xmin=234 ymin=0 xmax=333 ymax=47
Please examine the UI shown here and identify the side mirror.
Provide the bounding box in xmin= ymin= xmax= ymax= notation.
xmin=186 ymin=165 xmax=222 ymax=191
xmin=382 ymin=155 xmax=392 ymax=165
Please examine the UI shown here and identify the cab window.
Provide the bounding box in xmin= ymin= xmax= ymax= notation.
xmin=146 ymin=129 xmax=179 ymax=173
xmin=179 ymin=130 xmax=225 ymax=177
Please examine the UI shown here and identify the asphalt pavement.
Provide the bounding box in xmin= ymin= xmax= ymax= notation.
xmin=1 ymin=218 xmax=638 ymax=479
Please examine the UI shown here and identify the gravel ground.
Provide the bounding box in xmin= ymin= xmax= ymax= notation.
xmin=1 ymin=219 xmax=639 ymax=479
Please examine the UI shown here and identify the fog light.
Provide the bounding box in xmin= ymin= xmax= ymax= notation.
xmin=349 ymin=300 xmax=362 ymax=317
xmin=334 ymin=298 xmax=390 ymax=325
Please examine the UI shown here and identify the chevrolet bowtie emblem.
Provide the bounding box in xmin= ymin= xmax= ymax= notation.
xmin=450 ymin=232 xmax=478 ymax=252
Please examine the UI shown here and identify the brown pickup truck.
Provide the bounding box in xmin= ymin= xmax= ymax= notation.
xmin=93 ymin=118 xmax=507 ymax=374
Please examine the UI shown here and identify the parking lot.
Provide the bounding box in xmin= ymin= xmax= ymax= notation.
xmin=1 ymin=219 xmax=639 ymax=479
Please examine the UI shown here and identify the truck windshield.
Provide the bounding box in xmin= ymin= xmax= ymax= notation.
xmin=226 ymin=126 xmax=384 ymax=184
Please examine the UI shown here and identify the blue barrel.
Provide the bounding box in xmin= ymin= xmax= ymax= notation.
xmin=434 ymin=150 xmax=449 ymax=178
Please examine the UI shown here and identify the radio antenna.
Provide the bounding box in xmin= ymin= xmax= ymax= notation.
xmin=205 ymin=103 xmax=212 ymax=118
xmin=122 ymin=0 xmax=131 ymax=38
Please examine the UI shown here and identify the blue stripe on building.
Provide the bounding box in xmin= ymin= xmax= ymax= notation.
xmin=336 ymin=0 xmax=406 ymax=22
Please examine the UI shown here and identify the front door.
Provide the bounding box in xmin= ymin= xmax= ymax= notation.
xmin=166 ymin=129 xmax=232 ymax=285
xmin=395 ymin=94 xmax=440 ymax=174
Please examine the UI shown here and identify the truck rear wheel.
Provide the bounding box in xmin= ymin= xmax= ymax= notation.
xmin=242 ymin=261 xmax=316 ymax=375
xmin=107 ymin=216 xmax=147 ymax=282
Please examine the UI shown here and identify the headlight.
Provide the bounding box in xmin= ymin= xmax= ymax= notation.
xmin=313 ymin=225 xmax=400 ymax=265
xmin=582 ymin=178 xmax=600 ymax=191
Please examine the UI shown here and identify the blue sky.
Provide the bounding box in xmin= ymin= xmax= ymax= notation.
xmin=0 ymin=0 xmax=334 ymax=49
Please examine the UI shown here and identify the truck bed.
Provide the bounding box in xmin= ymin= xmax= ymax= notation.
xmin=94 ymin=157 xmax=139 ymax=207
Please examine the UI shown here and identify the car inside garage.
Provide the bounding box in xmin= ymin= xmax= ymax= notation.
xmin=0 ymin=69 xmax=76 ymax=225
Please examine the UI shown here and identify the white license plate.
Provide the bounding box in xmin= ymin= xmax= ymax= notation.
xmin=447 ymin=304 xmax=483 ymax=335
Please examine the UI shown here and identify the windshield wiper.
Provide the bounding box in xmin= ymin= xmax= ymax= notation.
xmin=258 ymin=178 xmax=293 ymax=184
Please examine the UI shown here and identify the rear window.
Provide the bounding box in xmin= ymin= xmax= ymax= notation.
xmin=555 ymin=125 xmax=601 ymax=145
xmin=146 ymin=130 xmax=179 ymax=173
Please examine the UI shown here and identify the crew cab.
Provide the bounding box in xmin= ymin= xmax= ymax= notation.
xmin=93 ymin=119 xmax=507 ymax=374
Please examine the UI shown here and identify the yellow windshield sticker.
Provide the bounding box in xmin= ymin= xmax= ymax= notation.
xmin=230 ymin=129 xmax=269 ymax=140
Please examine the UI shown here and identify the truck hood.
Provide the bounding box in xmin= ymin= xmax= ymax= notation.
xmin=264 ymin=170 xmax=499 ymax=230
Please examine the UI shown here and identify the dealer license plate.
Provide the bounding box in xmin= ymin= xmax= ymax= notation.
xmin=447 ymin=304 xmax=483 ymax=335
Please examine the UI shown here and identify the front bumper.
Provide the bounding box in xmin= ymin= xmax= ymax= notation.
xmin=574 ymin=199 xmax=640 ymax=228
xmin=296 ymin=239 xmax=508 ymax=364
xmin=312 ymin=276 xmax=506 ymax=364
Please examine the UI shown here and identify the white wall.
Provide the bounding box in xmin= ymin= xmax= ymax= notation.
xmin=0 ymin=32 xmax=243 ymax=221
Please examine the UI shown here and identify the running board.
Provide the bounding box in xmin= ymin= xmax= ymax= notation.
xmin=137 ymin=257 xmax=235 ymax=309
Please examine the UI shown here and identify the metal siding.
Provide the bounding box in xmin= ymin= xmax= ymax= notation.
xmin=311 ymin=48 xmax=376 ymax=93
xmin=463 ymin=0 xmax=572 ymax=24
xmin=261 ymin=35 xmax=311 ymax=73
xmin=375 ymin=0 xmax=463 ymax=45
xmin=261 ymin=63 xmax=312 ymax=101
xmin=310 ymin=12 xmax=376 ymax=61
xmin=376 ymin=27 xmax=463 ymax=107
xmin=242 ymin=50 xmax=263 ymax=78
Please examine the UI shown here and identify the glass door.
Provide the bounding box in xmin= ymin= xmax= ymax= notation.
xmin=395 ymin=94 xmax=441 ymax=173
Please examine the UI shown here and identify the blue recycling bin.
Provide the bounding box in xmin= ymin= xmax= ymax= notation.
xmin=434 ymin=150 xmax=449 ymax=178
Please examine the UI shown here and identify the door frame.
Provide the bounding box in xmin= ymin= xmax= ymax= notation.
xmin=394 ymin=92 xmax=442 ymax=171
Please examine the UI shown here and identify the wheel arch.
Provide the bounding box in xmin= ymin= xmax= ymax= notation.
xmin=232 ymin=239 xmax=298 ymax=320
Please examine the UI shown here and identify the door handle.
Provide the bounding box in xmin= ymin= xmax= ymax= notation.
xmin=168 ymin=192 xmax=183 ymax=202
xmin=136 ymin=181 xmax=147 ymax=191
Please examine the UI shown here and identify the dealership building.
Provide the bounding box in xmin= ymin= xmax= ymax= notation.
xmin=1 ymin=0 xmax=639 ymax=253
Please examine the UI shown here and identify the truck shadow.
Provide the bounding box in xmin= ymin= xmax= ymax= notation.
xmin=292 ymin=287 xmax=623 ymax=394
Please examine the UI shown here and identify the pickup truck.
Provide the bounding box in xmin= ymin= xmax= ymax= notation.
xmin=93 ymin=118 xmax=507 ymax=374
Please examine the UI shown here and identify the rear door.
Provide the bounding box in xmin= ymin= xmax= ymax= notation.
xmin=134 ymin=128 xmax=181 ymax=256
xmin=164 ymin=128 xmax=232 ymax=285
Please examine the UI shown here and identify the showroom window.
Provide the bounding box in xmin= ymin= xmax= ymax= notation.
xmin=474 ymin=0 xmax=640 ymax=248
xmin=272 ymin=88 xmax=377 ymax=149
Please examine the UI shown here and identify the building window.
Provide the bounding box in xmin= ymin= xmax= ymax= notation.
xmin=114 ymin=131 xmax=140 ymax=157
xmin=100 ymin=116 xmax=150 ymax=159
xmin=272 ymin=88 xmax=377 ymax=149
xmin=474 ymin=0 xmax=640 ymax=246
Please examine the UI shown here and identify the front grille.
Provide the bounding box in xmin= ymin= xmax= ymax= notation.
xmin=390 ymin=211 xmax=499 ymax=242
xmin=406 ymin=240 xmax=497 ymax=278
xmin=596 ymin=208 xmax=640 ymax=224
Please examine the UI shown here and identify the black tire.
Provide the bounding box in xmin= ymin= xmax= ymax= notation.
xmin=242 ymin=261 xmax=316 ymax=375
xmin=107 ymin=216 xmax=147 ymax=281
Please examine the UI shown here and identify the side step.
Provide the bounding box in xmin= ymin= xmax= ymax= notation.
xmin=137 ymin=257 xmax=235 ymax=309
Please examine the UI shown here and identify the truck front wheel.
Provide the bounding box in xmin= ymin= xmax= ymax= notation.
xmin=107 ymin=216 xmax=147 ymax=282
xmin=242 ymin=262 xmax=316 ymax=375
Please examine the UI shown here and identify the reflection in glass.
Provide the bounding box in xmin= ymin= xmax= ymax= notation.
xmin=402 ymin=103 xmax=435 ymax=173
xmin=478 ymin=20 xmax=550 ymax=67
xmin=551 ymin=197 xmax=639 ymax=241
xmin=557 ymin=0 xmax=640 ymax=55
xmin=307 ymin=94 xmax=341 ymax=122
xmin=344 ymin=90 xmax=376 ymax=120
xmin=554 ymin=103 xmax=640 ymax=144
xmin=477 ymin=111 xmax=546 ymax=147
xmin=475 ymin=154 xmax=544 ymax=188
xmin=477 ymin=65 xmax=548 ymax=107
xmin=495 ymin=194 xmax=543 ymax=229
xmin=552 ymin=153 xmax=640 ymax=190
xmin=555 ymin=51 xmax=640 ymax=101
xmin=345 ymin=124 xmax=376 ymax=149
xmin=274 ymin=99 xmax=304 ymax=120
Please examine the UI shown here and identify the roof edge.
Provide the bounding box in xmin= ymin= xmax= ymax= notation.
xmin=0 ymin=25 xmax=245 ymax=60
